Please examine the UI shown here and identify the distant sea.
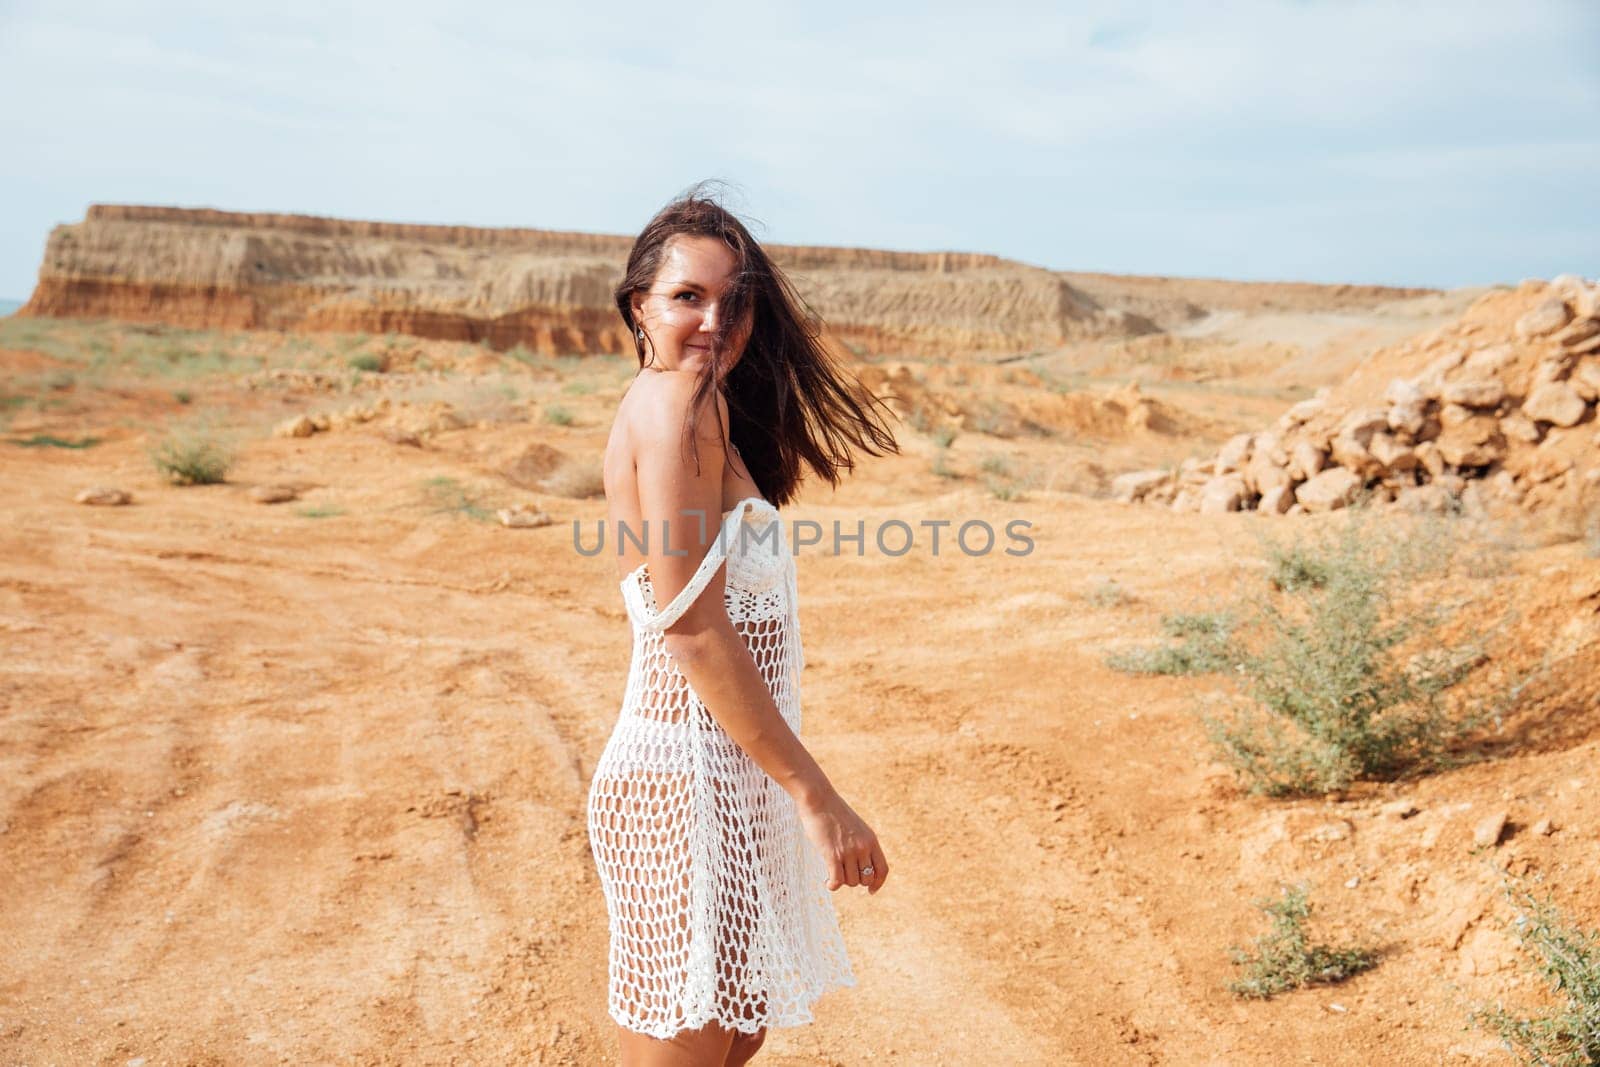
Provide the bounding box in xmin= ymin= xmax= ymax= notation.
xmin=0 ymin=299 xmax=21 ymax=317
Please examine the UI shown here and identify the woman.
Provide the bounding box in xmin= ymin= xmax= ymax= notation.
xmin=586 ymin=186 xmax=900 ymax=1066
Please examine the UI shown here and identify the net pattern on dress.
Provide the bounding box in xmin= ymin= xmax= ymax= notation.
xmin=586 ymin=496 xmax=855 ymax=1039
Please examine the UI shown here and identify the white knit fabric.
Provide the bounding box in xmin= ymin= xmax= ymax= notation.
xmin=587 ymin=496 xmax=855 ymax=1039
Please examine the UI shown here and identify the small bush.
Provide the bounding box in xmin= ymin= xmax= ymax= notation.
xmin=173 ymin=389 xmax=193 ymax=405
xmin=979 ymin=454 xmax=1012 ymax=478
xmin=1085 ymin=578 xmax=1132 ymax=608
xmin=931 ymin=447 xmax=961 ymax=480
xmin=1473 ymin=880 xmax=1600 ymax=1066
xmin=10 ymin=434 xmax=101 ymax=449
xmin=1204 ymin=514 xmax=1495 ymax=797
xmin=931 ymin=425 xmax=958 ymax=449
xmin=1228 ymin=884 xmax=1377 ymax=999
xmin=297 ymin=503 xmax=347 ymax=519
xmin=1107 ymin=611 xmax=1239 ymax=676
xmin=149 ymin=430 xmax=234 ymax=485
xmin=544 ymin=404 xmax=575 ymax=427
xmin=420 ymin=476 xmax=495 ymax=521
xmin=348 ymin=353 xmax=385 ymax=373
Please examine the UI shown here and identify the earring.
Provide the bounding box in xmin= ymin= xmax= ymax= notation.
xmin=637 ymin=327 xmax=645 ymax=340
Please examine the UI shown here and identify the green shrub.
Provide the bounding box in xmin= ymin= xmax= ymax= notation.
xmin=1228 ymin=884 xmax=1377 ymax=999
xmin=348 ymin=353 xmax=385 ymax=373
xmin=10 ymin=434 xmax=100 ymax=449
xmin=1107 ymin=611 xmax=1239 ymax=676
xmin=1204 ymin=514 xmax=1494 ymax=797
xmin=1473 ymin=880 xmax=1600 ymax=1065
xmin=1085 ymin=578 xmax=1132 ymax=608
xmin=544 ymin=404 xmax=575 ymax=427
xmin=149 ymin=429 xmax=234 ymax=485
xmin=420 ymin=476 xmax=495 ymax=521
xmin=173 ymin=388 xmax=193 ymax=405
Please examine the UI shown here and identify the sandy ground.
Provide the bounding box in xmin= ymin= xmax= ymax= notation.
xmin=2 ymin=306 xmax=1598 ymax=1066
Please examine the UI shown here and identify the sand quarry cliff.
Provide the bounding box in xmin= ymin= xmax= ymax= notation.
xmin=2 ymin=208 xmax=1599 ymax=1065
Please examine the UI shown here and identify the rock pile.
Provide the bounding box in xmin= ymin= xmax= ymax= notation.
xmin=1113 ymin=278 xmax=1600 ymax=517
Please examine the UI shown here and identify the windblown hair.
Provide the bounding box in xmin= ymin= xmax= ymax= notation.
xmin=614 ymin=183 xmax=900 ymax=508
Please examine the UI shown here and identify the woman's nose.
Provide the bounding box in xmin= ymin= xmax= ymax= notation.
xmin=699 ymin=303 xmax=719 ymax=332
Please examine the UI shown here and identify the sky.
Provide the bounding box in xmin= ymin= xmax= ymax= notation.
xmin=1 ymin=0 xmax=1597 ymax=300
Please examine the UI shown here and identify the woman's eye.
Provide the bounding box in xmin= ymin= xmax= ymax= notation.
xmin=674 ymin=291 xmax=698 ymax=302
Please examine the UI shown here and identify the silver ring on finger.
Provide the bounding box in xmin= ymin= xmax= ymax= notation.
xmin=860 ymin=864 xmax=875 ymax=877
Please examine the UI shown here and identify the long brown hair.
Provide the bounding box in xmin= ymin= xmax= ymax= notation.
xmin=614 ymin=183 xmax=900 ymax=508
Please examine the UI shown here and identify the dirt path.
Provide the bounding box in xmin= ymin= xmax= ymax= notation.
xmin=3 ymin=367 xmax=1596 ymax=1064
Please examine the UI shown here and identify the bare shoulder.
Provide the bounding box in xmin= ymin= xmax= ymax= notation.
xmin=622 ymin=370 xmax=729 ymax=448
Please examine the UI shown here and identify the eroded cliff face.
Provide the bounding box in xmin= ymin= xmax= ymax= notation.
xmin=20 ymin=205 xmax=1437 ymax=358
xmin=20 ymin=205 xmax=1155 ymax=357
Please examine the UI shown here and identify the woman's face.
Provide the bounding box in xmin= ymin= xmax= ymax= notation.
xmin=631 ymin=235 xmax=752 ymax=377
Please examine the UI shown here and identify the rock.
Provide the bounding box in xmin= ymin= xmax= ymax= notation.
xmin=1244 ymin=452 xmax=1292 ymax=495
xmin=1488 ymin=469 xmax=1523 ymax=504
xmin=1368 ymin=432 xmax=1417 ymax=472
xmin=1571 ymin=359 xmax=1600 ymax=402
xmin=1380 ymin=799 xmax=1420 ymax=820
xmin=1523 ymin=381 xmax=1588 ymax=427
xmin=1215 ymin=433 xmax=1254 ymax=474
xmin=1522 ymin=453 xmax=1573 ymax=485
xmin=497 ymin=505 xmax=553 ymax=528
xmin=1338 ymin=409 xmax=1389 ymax=442
xmin=1111 ymin=469 xmax=1173 ymax=503
xmin=1438 ymin=403 xmax=1476 ymax=429
xmin=1464 ymin=343 xmax=1515 ymax=375
xmin=1296 ymin=468 xmax=1363 ymax=512
xmin=381 ymin=427 xmax=423 ymax=447
xmin=1287 ymin=441 xmax=1326 ymax=481
xmin=1414 ymin=440 xmax=1446 ymax=477
xmin=1472 ymin=810 xmax=1509 ymax=849
xmin=1385 ymin=378 xmax=1424 ymax=406
xmin=1443 ymin=380 xmax=1505 ymax=408
xmin=1557 ymin=317 xmax=1600 ymax=348
xmin=276 ymin=414 xmax=318 ymax=438
xmin=1199 ymin=474 xmax=1249 ymax=514
xmin=249 ymin=484 xmax=298 ymax=504
xmin=1259 ymin=484 xmax=1295 ymax=514
xmin=1280 ymin=396 xmax=1326 ymax=428
xmin=1500 ymin=411 xmax=1542 ymax=443
xmin=75 ymin=486 xmax=131 ymax=506
xmin=1388 ymin=400 xmax=1428 ymax=436
xmin=1436 ymin=415 xmax=1506 ymax=468
xmin=1571 ymin=332 xmax=1600 ymax=356
xmin=1516 ymin=297 xmax=1573 ymax=339
xmin=1531 ymin=817 xmax=1556 ymax=836
xmin=1397 ymin=484 xmax=1457 ymax=514
xmin=1420 ymin=349 xmax=1466 ymax=387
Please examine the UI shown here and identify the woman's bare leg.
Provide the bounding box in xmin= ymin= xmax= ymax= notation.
xmin=617 ymin=1020 xmax=735 ymax=1066
xmin=725 ymin=1027 xmax=767 ymax=1066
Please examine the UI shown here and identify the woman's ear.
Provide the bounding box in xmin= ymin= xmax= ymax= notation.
xmin=630 ymin=291 xmax=646 ymax=327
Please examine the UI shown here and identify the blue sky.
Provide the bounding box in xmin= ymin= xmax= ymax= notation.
xmin=1 ymin=1 xmax=1596 ymax=300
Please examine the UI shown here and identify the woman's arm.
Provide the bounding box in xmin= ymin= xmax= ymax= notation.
xmin=629 ymin=371 xmax=887 ymax=893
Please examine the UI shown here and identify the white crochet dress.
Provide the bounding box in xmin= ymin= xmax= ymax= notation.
xmin=586 ymin=496 xmax=855 ymax=1039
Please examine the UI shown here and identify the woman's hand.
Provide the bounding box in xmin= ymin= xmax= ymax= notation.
xmin=796 ymin=790 xmax=889 ymax=895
